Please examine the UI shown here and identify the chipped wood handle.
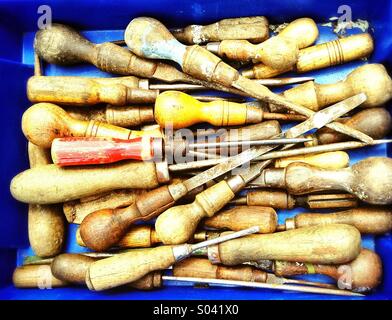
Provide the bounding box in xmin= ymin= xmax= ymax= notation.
xmin=27 ymin=76 xmax=158 ymax=106
xmin=285 ymin=207 xmax=392 ymax=234
xmin=86 ymin=246 xmax=175 ymax=291
xmin=172 ymin=16 xmax=269 ymax=44
xmin=215 ymin=224 xmax=361 ymax=265
xmin=204 ymin=206 xmax=277 ymax=233
xmin=10 ymin=161 xmax=168 ymax=204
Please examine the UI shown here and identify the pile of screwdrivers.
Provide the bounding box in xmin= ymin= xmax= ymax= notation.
xmin=10 ymin=15 xmax=392 ymax=297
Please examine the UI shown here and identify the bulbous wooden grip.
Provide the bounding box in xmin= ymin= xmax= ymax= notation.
xmin=51 ymin=254 xmax=96 ymax=284
xmin=308 ymin=108 xmax=392 ymax=146
xmin=10 ymin=161 xmax=167 ymax=204
xmin=174 ymin=257 xmax=267 ymax=283
xmin=216 ymin=224 xmax=361 ymax=265
xmin=22 ymin=103 xmax=151 ymax=148
xmin=287 ymin=207 xmax=392 ymax=234
xmin=203 ymin=206 xmax=277 ymax=233
xmin=27 ymin=143 xmax=65 ymax=258
xmin=86 ymin=246 xmax=175 ymax=291
xmin=275 ymin=151 xmax=350 ymax=169
xmin=13 ymin=265 xmax=68 ymax=288
xmin=260 ymin=157 xmax=392 ymax=205
xmin=154 ymin=91 xmax=262 ymax=129
xmin=273 ymin=249 xmax=382 ymax=292
xmin=27 ymin=76 xmax=158 ymax=106
xmin=155 ymin=180 xmax=237 ymax=245
xmin=244 ymin=33 xmax=374 ymax=79
xmin=172 ymin=16 xmax=269 ymax=44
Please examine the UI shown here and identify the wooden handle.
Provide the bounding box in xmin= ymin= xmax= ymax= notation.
xmin=273 ymin=249 xmax=382 ymax=292
xmin=286 ymin=206 xmax=392 ymax=234
xmin=246 ymin=189 xmax=295 ymax=209
xmin=22 ymin=103 xmax=151 ymax=148
xmin=51 ymin=254 xmax=96 ymax=284
xmin=308 ymin=108 xmax=392 ymax=146
xmin=80 ymin=183 xmax=188 ymax=251
xmin=66 ymin=105 xmax=154 ymax=128
xmin=203 ymin=206 xmax=277 ymax=233
xmin=216 ymin=224 xmax=361 ymax=265
xmin=27 ymin=76 xmax=158 ymax=106
xmin=10 ymin=161 xmax=168 ymax=204
xmin=86 ymin=246 xmax=175 ymax=291
xmin=275 ymin=151 xmax=349 ymax=169
xmin=155 ymin=179 xmax=239 ymax=245
xmin=172 ymin=16 xmax=269 ymax=44
xmin=174 ymin=257 xmax=267 ymax=282
xmin=13 ymin=265 xmax=67 ymax=288
xmin=154 ymin=91 xmax=262 ymax=129
xmin=243 ymin=33 xmax=374 ymax=79
xmin=63 ymin=189 xmax=146 ymax=224
xmin=27 ymin=142 xmax=65 ymax=258
xmin=218 ymin=120 xmax=281 ymax=141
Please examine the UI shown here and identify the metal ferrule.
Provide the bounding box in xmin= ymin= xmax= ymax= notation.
xmin=205 ymin=42 xmax=220 ymax=54
xmin=284 ymin=218 xmax=296 ymax=230
xmin=245 ymin=105 xmax=263 ymax=123
xmin=257 ymin=168 xmax=286 ymax=188
xmin=207 ymin=245 xmax=222 ymax=264
xmin=155 ymin=160 xmax=171 ymax=183
xmin=172 ymin=244 xmax=192 ymax=262
xmin=138 ymin=79 xmax=150 ymax=90
xmin=227 ymin=175 xmax=246 ymax=194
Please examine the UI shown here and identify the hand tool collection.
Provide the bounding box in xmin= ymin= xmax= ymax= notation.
xmin=10 ymin=14 xmax=392 ymax=297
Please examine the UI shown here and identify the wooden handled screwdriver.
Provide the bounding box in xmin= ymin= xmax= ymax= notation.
xmin=232 ymin=190 xmax=359 ymax=210
xmin=206 ymin=18 xmax=318 ymax=69
xmin=124 ymin=17 xmax=372 ymax=143
xmin=154 ymin=91 xmax=306 ymax=129
xmin=278 ymin=206 xmax=392 ymax=234
xmin=251 ymin=157 xmax=392 ymax=205
xmin=255 ymin=249 xmax=382 ymax=293
xmin=78 ymin=94 xmax=368 ymax=251
xmin=242 ymin=33 xmax=374 ymax=79
xmin=171 ymin=16 xmax=269 ymax=44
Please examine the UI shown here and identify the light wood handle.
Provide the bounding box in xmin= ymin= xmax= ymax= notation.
xmin=13 ymin=265 xmax=67 ymax=288
xmin=203 ymin=206 xmax=277 ymax=233
xmin=27 ymin=142 xmax=65 ymax=258
xmin=172 ymin=16 xmax=269 ymax=44
xmin=275 ymin=151 xmax=349 ymax=169
xmin=154 ymin=91 xmax=262 ymax=129
xmin=174 ymin=257 xmax=267 ymax=282
xmin=216 ymin=224 xmax=361 ymax=265
xmin=286 ymin=207 xmax=392 ymax=234
xmin=10 ymin=161 xmax=167 ymax=204
xmin=155 ymin=180 xmax=237 ymax=245
xmin=51 ymin=254 xmax=96 ymax=284
xmin=86 ymin=246 xmax=175 ymax=291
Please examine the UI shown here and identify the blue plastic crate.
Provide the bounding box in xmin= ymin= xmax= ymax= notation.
xmin=0 ymin=0 xmax=391 ymax=300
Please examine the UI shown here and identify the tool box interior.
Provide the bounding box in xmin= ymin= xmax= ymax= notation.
xmin=0 ymin=0 xmax=391 ymax=300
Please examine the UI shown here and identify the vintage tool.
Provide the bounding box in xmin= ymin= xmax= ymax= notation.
xmin=21 ymin=103 xmax=160 ymax=148
xmin=232 ymin=190 xmax=358 ymax=210
xmin=79 ymin=94 xmax=364 ymax=251
xmin=203 ymin=224 xmax=361 ymax=266
xmin=274 ymin=151 xmax=349 ymax=169
xmin=124 ymin=17 xmax=372 ymax=143
xmin=13 ymin=265 xmax=68 ymax=288
xmin=277 ymin=207 xmax=392 ymax=234
xmin=86 ymin=226 xmax=259 ymax=291
xmin=256 ymin=249 xmax=382 ymax=293
xmin=27 ymin=76 xmax=159 ymax=106
xmin=10 ymin=160 xmax=170 ymax=204
xmin=168 ymin=139 xmax=391 ymax=172
xmin=206 ymin=18 xmax=318 ymax=69
xmin=252 ymin=157 xmax=392 ymax=205
xmin=171 ymin=16 xmax=269 ymax=44
xmin=242 ymin=33 xmax=374 ymax=79
xmin=27 ymin=143 xmax=65 ymax=257
xmin=50 ymin=136 xmax=312 ymax=166
xmin=33 ymin=23 xmax=247 ymax=96
xmin=305 ymin=108 xmax=392 ymax=146
xmin=270 ymin=64 xmax=392 ymax=111
xmin=154 ymin=91 xmax=307 ymax=129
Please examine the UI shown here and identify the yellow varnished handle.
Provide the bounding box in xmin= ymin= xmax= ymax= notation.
xmin=275 ymin=151 xmax=350 ymax=169
xmin=154 ymin=91 xmax=261 ymax=129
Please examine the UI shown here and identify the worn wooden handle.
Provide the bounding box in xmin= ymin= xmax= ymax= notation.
xmin=287 ymin=206 xmax=392 ymax=234
xmin=10 ymin=161 xmax=167 ymax=204
xmin=216 ymin=224 xmax=361 ymax=265
xmin=203 ymin=206 xmax=277 ymax=233
xmin=51 ymin=254 xmax=96 ymax=285
xmin=13 ymin=265 xmax=67 ymax=288
xmin=275 ymin=151 xmax=349 ymax=169
xmin=86 ymin=246 xmax=175 ymax=291
xmin=174 ymin=257 xmax=267 ymax=282
xmin=155 ymin=180 xmax=237 ymax=245
xmin=172 ymin=16 xmax=269 ymax=44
